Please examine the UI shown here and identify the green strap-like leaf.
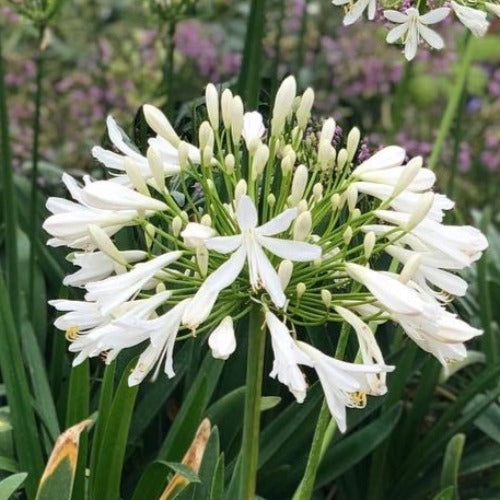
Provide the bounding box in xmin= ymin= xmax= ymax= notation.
xmin=0 ymin=472 xmax=28 ymax=498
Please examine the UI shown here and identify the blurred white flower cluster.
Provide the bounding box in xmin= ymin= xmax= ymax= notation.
xmin=45 ymin=76 xmax=487 ymax=432
xmin=332 ymin=0 xmax=499 ymax=60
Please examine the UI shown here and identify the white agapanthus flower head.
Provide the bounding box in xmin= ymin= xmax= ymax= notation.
xmin=45 ymin=76 xmax=487 ymax=432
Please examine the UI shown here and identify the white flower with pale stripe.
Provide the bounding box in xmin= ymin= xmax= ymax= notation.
xmin=384 ymin=8 xmax=450 ymax=61
xmin=182 ymin=195 xmax=322 ymax=328
xmin=332 ymin=0 xmax=377 ymax=26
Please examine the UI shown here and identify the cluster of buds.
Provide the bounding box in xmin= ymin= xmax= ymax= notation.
xmin=45 ymin=76 xmax=487 ymax=432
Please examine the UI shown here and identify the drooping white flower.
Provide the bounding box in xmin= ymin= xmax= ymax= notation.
xmin=182 ymin=195 xmax=322 ymax=328
xmin=63 ymin=250 xmax=147 ymax=288
xmin=297 ymin=341 xmax=393 ymax=432
xmin=128 ymin=299 xmax=191 ymax=385
xmin=85 ymin=251 xmax=182 ymax=315
xmin=332 ymin=0 xmax=377 ymax=26
xmin=451 ymin=1 xmax=489 ymax=37
xmin=384 ymin=8 xmax=450 ymax=61
xmin=208 ymin=316 xmax=236 ymax=360
xmin=242 ymin=111 xmax=266 ymax=150
xmin=345 ymin=262 xmax=425 ymax=315
xmin=265 ymin=311 xmax=311 ymax=403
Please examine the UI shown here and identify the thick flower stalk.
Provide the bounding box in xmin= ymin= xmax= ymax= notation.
xmin=45 ymin=76 xmax=487 ymax=435
xmin=331 ymin=0 xmax=499 ymax=60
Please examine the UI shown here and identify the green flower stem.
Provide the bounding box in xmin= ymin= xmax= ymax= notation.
xmin=428 ymin=34 xmax=473 ymax=170
xmin=238 ymin=303 xmax=266 ymax=500
xmin=0 ymin=28 xmax=20 ymax=321
xmin=28 ymin=26 xmax=45 ymax=316
xmin=292 ymin=321 xmax=351 ymax=499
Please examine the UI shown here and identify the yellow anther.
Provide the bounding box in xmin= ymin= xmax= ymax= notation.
xmin=65 ymin=325 xmax=79 ymax=341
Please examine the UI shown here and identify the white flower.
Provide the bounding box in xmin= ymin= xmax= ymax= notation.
xmin=128 ymin=299 xmax=191 ymax=385
xmin=265 ymin=311 xmax=311 ymax=403
xmin=345 ymin=262 xmax=425 ymax=315
xmin=334 ymin=306 xmax=390 ymax=395
xmin=50 ymin=299 xmax=107 ymax=332
xmin=297 ymin=341 xmax=393 ymax=432
xmin=242 ymin=111 xmax=266 ymax=150
xmin=85 ymin=251 xmax=182 ymax=315
xmin=208 ymin=316 xmax=236 ymax=360
xmin=384 ymin=8 xmax=450 ymax=61
xmin=451 ymin=1 xmax=489 ymax=37
xmin=182 ymin=195 xmax=322 ymax=328
xmin=332 ymin=0 xmax=377 ymax=26
xmin=68 ymin=291 xmax=172 ymax=366
xmin=354 ymin=146 xmax=406 ymax=175
xmin=63 ymin=250 xmax=147 ymax=288
xmin=181 ymin=223 xmax=217 ymax=248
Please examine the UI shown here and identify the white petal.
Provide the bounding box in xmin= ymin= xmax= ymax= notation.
xmin=208 ymin=317 xmax=236 ymax=360
xmin=237 ymin=195 xmax=258 ymax=230
xmin=242 ymin=111 xmax=266 ymax=147
xmin=383 ymin=9 xmax=408 ymax=22
xmin=205 ymin=235 xmax=243 ymax=254
xmin=181 ymin=223 xmax=217 ymax=248
xmin=355 ymin=146 xmax=406 ymax=174
xmin=404 ymin=26 xmax=418 ymax=61
xmin=419 ymin=24 xmax=445 ymax=49
xmin=419 ymin=7 xmax=450 ymax=24
xmin=253 ymin=243 xmax=286 ymax=307
xmin=258 ymin=235 xmax=322 ymax=262
xmin=106 ymin=115 xmax=145 ymax=161
xmin=344 ymin=0 xmax=370 ymax=25
xmin=386 ymin=23 xmax=410 ymax=43
xmin=256 ymin=208 xmax=298 ymax=236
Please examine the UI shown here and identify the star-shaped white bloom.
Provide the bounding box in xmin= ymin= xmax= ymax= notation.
xmin=384 ymin=7 xmax=450 ymax=61
xmin=332 ymin=0 xmax=377 ymax=26
xmin=182 ymin=195 xmax=322 ymax=328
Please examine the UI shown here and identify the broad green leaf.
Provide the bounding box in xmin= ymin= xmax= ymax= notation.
xmin=440 ymin=434 xmax=465 ymax=500
xmin=91 ymin=358 xmax=139 ymax=500
xmin=210 ymin=454 xmax=224 ymax=500
xmin=35 ymin=419 xmax=92 ymax=500
xmin=432 ymin=486 xmax=455 ymax=500
xmin=131 ymin=462 xmax=171 ymax=500
xmin=0 ymin=472 xmax=28 ymax=498
xmin=65 ymin=360 xmax=89 ymax=428
xmin=460 ymin=442 xmax=500 ymax=476
xmin=0 ymin=456 xmax=18 ymax=473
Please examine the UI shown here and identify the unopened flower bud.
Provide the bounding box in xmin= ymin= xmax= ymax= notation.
xmin=143 ymin=104 xmax=180 ymax=147
xmin=247 ymin=137 xmax=260 ymax=155
xmin=363 ymin=231 xmax=376 ymax=259
xmin=296 ymin=282 xmax=306 ymax=298
xmin=178 ymin=141 xmax=189 ymax=169
xmin=346 ymin=127 xmax=360 ymax=162
xmin=205 ymin=83 xmax=219 ymax=130
xmin=172 ymin=215 xmax=183 ymax=236
xmin=156 ymin=282 xmax=166 ymax=294
xmin=272 ymin=75 xmax=297 ymax=137
xmin=125 ymin=158 xmax=149 ymax=196
xmin=252 ymin=144 xmax=269 ymax=180
xmin=281 ymin=153 xmax=295 ymax=175
xmin=392 ymin=156 xmax=423 ymax=197
xmin=267 ymin=193 xmax=276 ymax=207
xmin=221 ymin=88 xmax=233 ymax=129
xmin=278 ymin=260 xmax=294 ymax=290
xmin=290 ymin=164 xmax=308 ymax=206
xmin=343 ymin=226 xmax=353 ymax=245
xmin=331 ymin=193 xmax=341 ymax=209
xmin=321 ymin=289 xmax=332 ymax=308
xmin=337 ymin=148 xmax=348 ymax=170
xmin=199 ymin=121 xmax=214 ymax=151
xmin=297 ymin=199 xmax=308 ymax=213
xmin=147 ymin=146 xmax=165 ymax=192
xmin=206 ymin=179 xmax=215 ymax=192
xmin=407 ymin=192 xmax=434 ymax=230
xmin=231 ymin=96 xmax=244 ymax=144
xmin=196 ymin=246 xmax=209 ymax=277
xmin=312 ymin=183 xmax=323 ymax=201
xmin=200 ymin=214 xmax=212 ymax=226
xmin=235 ymin=179 xmax=247 ymax=203
xmin=352 ymin=208 xmax=361 ymax=220
xmin=318 ymin=142 xmax=336 ymax=171
xmin=180 ymin=210 xmax=189 ymax=222
xmin=296 ymin=88 xmax=314 ymax=129
xmin=346 ymin=184 xmax=358 ymax=212
xmin=293 ymin=211 xmax=312 ymax=241
xmin=203 ymin=145 xmax=213 ymax=165
xmin=88 ymin=224 xmax=127 ymax=265
xmin=399 ymin=254 xmax=421 ymax=283
xmin=224 ymin=154 xmax=235 ymax=174
xmin=320 ymin=118 xmax=336 ymax=145
xmin=145 ymin=223 xmax=155 ymax=249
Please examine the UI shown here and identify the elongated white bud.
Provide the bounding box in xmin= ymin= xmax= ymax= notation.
xmin=337 ymin=148 xmax=348 ymax=170
xmin=88 ymin=224 xmax=127 ymax=265
xmin=352 ymin=208 xmax=361 ymax=220
xmin=205 ymin=83 xmax=219 ymax=130
xmin=178 ymin=141 xmax=189 ymax=169
xmin=407 ymin=192 xmax=434 ymax=230
xmin=331 ymin=193 xmax=341 ymax=209
xmin=346 ymin=184 xmax=358 ymax=212
xmin=208 ymin=317 xmax=236 ymax=360
xmin=147 ymin=146 xmax=165 ymax=192
xmin=290 ymin=164 xmax=308 ymax=206
xmin=293 ymin=211 xmax=312 ymax=241
xmin=320 ymin=118 xmax=336 ymax=144
xmin=318 ymin=141 xmax=336 ymax=170
xmin=296 ymin=282 xmax=306 ymax=298
xmin=221 ymin=88 xmax=233 ymax=129
xmin=278 ymin=260 xmax=293 ymax=290
xmin=252 ymin=144 xmax=270 ymax=180
xmin=203 ymin=145 xmax=213 ymax=165
xmin=399 ymin=254 xmax=421 ymax=283
xmin=125 ymin=158 xmax=149 ymax=196
xmin=363 ymin=231 xmax=376 ymax=259
xmin=267 ymin=193 xmax=276 ymax=207
xmin=231 ymin=96 xmax=244 ymax=144
xmin=347 ymin=127 xmax=360 ymax=162
xmin=296 ymin=88 xmax=314 ymax=129
xmin=321 ymin=289 xmax=332 ymax=308
xmin=235 ymin=179 xmax=247 ymax=203
xmin=271 ymin=76 xmax=297 ymax=137
xmin=172 ymin=215 xmax=183 ymax=236
xmin=343 ymin=226 xmax=353 ymax=245
xmin=199 ymin=121 xmax=214 ymax=151
xmin=281 ymin=151 xmax=296 ymax=175
xmin=143 ymin=104 xmax=180 ymax=147
xmin=313 ymin=183 xmax=323 ymax=202
xmin=196 ymin=246 xmax=209 ymax=277
xmin=391 ymin=156 xmax=423 ymax=197
xmin=145 ymin=223 xmax=155 ymax=249
xmin=297 ymin=199 xmax=308 ymax=214
xmin=224 ymin=154 xmax=235 ymax=174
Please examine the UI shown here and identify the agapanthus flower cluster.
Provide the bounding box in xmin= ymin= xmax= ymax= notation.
xmin=332 ymin=0 xmax=500 ymax=60
xmin=44 ymin=76 xmax=487 ymax=432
